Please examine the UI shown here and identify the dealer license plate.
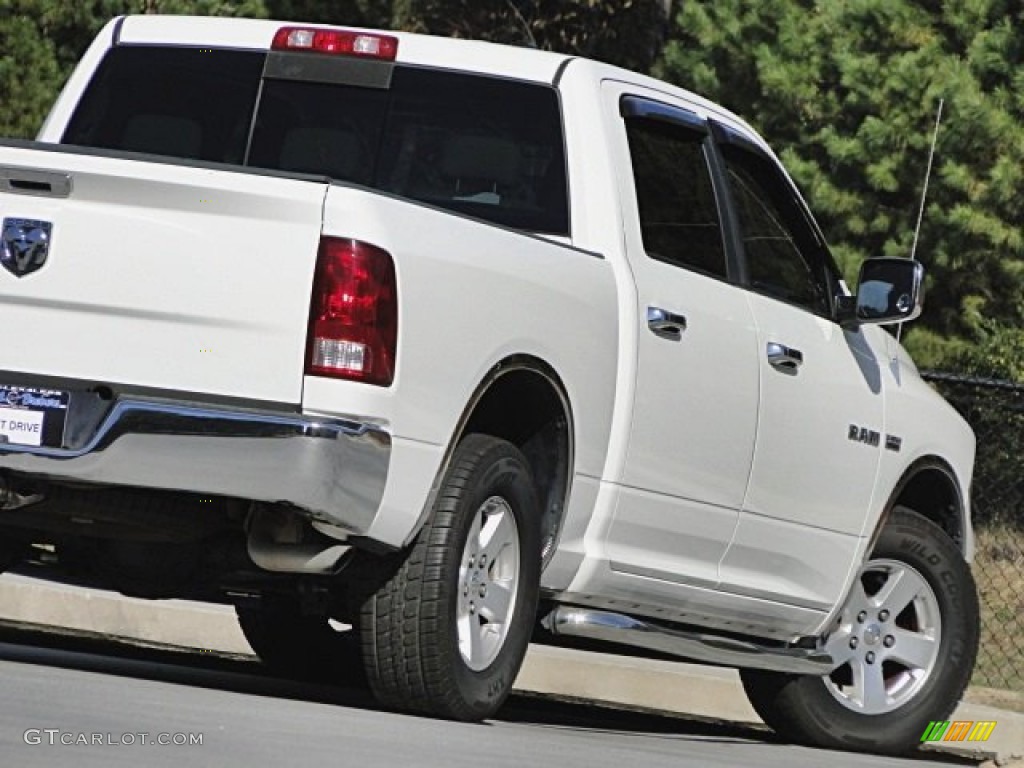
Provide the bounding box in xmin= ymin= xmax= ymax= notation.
xmin=0 ymin=385 xmax=70 ymax=448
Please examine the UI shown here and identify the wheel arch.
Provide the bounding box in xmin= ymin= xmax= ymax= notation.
xmin=405 ymin=355 xmax=575 ymax=566
xmin=810 ymin=455 xmax=970 ymax=641
xmin=869 ymin=456 xmax=970 ymax=559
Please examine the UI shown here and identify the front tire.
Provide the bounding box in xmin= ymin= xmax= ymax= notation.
xmin=359 ymin=434 xmax=541 ymax=721
xmin=741 ymin=507 xmax=979 ymax=755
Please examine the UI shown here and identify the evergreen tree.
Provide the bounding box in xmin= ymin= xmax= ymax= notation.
xmin=657 ymin=1 xmax=1024 ymax=360
xmin=0 ymin=0 xmax=266 ymax=139
xmin=392 ymin=0 xmax=669 ymax=71
xmin=0 ymin=3 xmax=62 ymax=139
xmin=264 ymin=0 xmax=388 ymax=26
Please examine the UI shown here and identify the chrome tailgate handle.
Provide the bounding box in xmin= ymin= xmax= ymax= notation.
xmin=647 ymin=306 xmax=687 ymax=342
xmin=0 ymin=166 xmax=73 ymax=198
xmin=767 ymin=342 xmax=803 ymax=372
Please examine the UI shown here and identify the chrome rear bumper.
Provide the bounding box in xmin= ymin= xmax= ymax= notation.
xmin=0 ymin=399 xmax=390 ymax=535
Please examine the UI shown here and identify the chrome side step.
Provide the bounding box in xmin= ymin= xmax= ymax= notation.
xmin=542 ymin=605 xmax=836 ymax=676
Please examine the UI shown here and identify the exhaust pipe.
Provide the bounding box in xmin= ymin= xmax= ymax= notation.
xmin=0 ymin=476 xmax=44 ymax=511
xmin=246 ymin=505 xmax=350 ymax=575
xmin=543 ymin=605 xmax=836 ymax=676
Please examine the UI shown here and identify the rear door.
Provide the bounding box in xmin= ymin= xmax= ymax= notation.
xmin=600 ymin=86 xmax=760 ymax=594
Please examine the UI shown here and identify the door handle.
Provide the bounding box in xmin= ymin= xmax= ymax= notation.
xmin=647 ymin=306 xmax=687 ymax=341
xmin=766 ymin=342 xmax=803 ymax=372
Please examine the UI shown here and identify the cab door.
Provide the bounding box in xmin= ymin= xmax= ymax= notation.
xmin=599 ymin=89 xmax=760 ymax=594
xmin=713 ymin=129 xmax=887 ymax=610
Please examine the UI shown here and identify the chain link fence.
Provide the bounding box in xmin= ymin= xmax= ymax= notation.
xmin=923 ymin=371 xmax=1024 ymax=692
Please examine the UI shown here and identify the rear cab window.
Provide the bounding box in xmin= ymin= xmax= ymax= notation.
xmin=62 ymin=46 xmax=569 ymax=236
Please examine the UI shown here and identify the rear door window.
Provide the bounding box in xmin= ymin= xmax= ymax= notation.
xmin=624 ymin=114 xmax=728 ymax=279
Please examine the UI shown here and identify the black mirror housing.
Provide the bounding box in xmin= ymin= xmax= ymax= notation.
xmin=851 ymin=258 xmax=925 ymax=327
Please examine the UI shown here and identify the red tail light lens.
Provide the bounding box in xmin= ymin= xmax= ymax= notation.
xmin=306 ymin=238 xmax=397 ymax=386
xmin=271 ymin=27 xmax=399 ymax=61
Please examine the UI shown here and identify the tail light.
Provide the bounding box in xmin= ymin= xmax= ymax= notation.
xmin=306 ymin=237 xmax=397 ymax=386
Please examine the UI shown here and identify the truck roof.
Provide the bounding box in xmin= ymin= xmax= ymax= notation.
xmin=116 ymin=14 xmax=574 ymax=85
xmin=48 ymin=14 xmax=767 ymax=163
xmin=114 ymin=15 xmax=767 ymax=146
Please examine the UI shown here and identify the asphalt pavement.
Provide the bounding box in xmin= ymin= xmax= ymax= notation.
xmin=0 ymin=625 xmax=980 ymax=768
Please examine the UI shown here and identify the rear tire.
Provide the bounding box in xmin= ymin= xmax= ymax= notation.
xmin=359 ymin=434 xmax=541 ymax=721
xmin=741 ymin=507 xmax=979 ymax=755
xmin=0 ymin=538 xmax=29 ymax=574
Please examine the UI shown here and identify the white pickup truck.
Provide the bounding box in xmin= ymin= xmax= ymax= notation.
xmin=0 ymin=15 xmax=979 ymax=755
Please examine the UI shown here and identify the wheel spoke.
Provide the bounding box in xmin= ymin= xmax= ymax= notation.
xmin=851 ymin=658 xmax=889 ymax=713
xmin=465 ymin=508 xmax=485 ymax=561
xmin=824 ymin=631 xmax=857 ymax=668
xmin=871 ymin=567 xmax=926 ymax=617
xmin=469 ymin=618 xmax=486 ymax=664
xmin=479 ymin=581 xmax=513 ymax=623
xmin=479 ymin=507 xmax=516 ymax=567
xmin=848 ymin=576 xmax=872 ymax=613
xmin=456 ymin=611 xmax=475 ymax=663
xmin=886 ymin=628 xmax=937 ymax=670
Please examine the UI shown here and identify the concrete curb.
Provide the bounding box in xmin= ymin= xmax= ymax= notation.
xmin=0 ymin=573 xmax=1020 ymax=762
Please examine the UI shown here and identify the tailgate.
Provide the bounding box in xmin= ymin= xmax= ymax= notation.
xmin=0 ymin=146 xmax=327 ymax=403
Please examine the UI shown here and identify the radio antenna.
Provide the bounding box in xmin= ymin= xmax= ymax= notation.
xmin=899 ymin=98 xmax=943 ymax=345
xmin=504 ymin=0 xmax=538 ymax=48
xmin=910 ymin=98 xmax=944 ymax=263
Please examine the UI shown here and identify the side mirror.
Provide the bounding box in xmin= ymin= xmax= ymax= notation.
xmin=847 ymin=258 xmax=925 ymax=327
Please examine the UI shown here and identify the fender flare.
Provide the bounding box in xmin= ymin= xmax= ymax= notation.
xmin=866 ymin=455 xmax=968 ymax=557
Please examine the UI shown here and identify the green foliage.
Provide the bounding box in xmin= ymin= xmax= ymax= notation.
xmin=0 ymin=6 xmax=62 ymax=138
xmin=391 ymin=0 xmax=531 ymax=43
xmin=915 ymin=321 xmax=1024 ymax=382
xmin=656 ymin=1 xmax=1024 ymax=348
xmin=0 ymin=0 xmax=265 ymax=140
xmin=391 ymin=0 xmax=669 ymax=71
xmin=264 ymin=0 xmax=388 ymax=26
xmin=4 ymin=0 xmax=1024 ymax=379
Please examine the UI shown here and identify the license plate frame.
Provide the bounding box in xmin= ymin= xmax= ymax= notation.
xmin=0 ymin=385 xmax=70 ymax=448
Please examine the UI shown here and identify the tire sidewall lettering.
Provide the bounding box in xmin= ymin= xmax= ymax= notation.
xmin=742 ymin=509 xmax=979 ymax=754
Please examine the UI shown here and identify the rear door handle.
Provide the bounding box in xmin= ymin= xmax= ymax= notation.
xmin=647 ymin=306 xmax=687 ymax=342
xmin=766 ymin=342 xmax=803 ymax=372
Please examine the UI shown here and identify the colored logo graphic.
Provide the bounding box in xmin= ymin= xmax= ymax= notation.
xmin=921 ymin=720 xmax=996 ymax=743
